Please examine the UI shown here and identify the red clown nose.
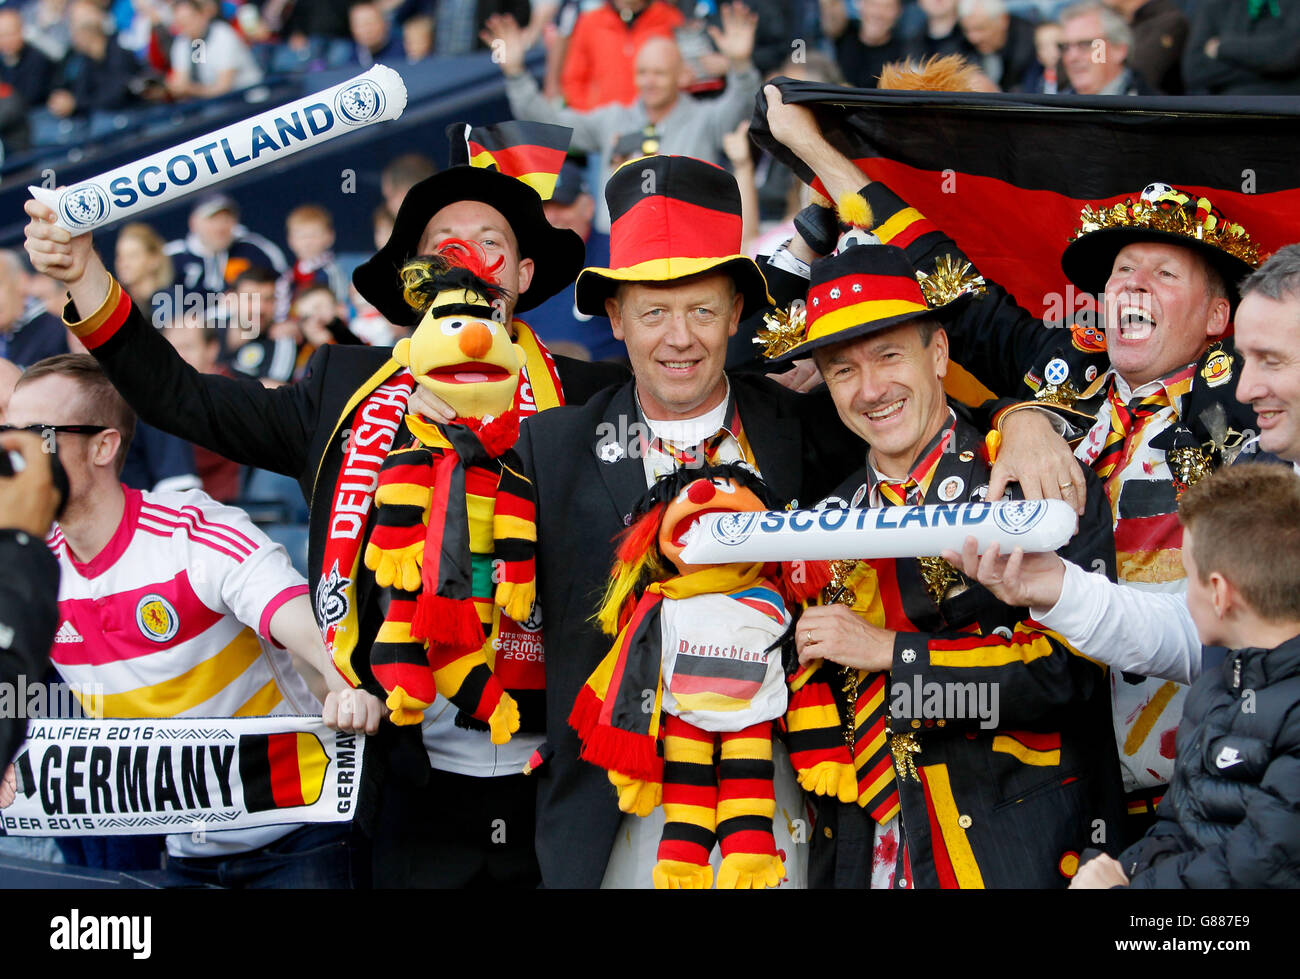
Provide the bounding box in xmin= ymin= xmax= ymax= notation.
xmin=687 ymin=480 xmax=716 ymax=504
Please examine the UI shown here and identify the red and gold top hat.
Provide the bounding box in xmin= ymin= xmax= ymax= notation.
xmin=760 ymin=244 xmax=982 ymax=363
xmin=575 ymin=155 xmax=773 ymax=317
xmin=1062 ymin=182 xmax=1261 ymax=300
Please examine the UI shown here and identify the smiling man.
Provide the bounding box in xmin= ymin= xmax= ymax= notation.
xmin=765 ymin=242 xmax=1122 ymax=889
xmin=763 ymin=87 xmax=1263 ymax=845
xmin=513 ymin=155 xmax=859 ymax=887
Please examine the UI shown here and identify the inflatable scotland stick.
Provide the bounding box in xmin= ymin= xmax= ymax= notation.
xmin=29 ymin=65 xmax=408 ymax=233
xmin=678 ymin=499 xmax=1078 ymax=564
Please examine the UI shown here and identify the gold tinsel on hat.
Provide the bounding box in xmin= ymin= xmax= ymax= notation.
xmin=916 ymin=255 xmax=987 ymax=308
xmin=1071 ymin=194 xmax=1260 ymax=269
xmin=754 ymin=301 xmax=807 ymax=359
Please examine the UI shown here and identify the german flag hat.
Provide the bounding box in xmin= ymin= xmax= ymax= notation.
xmin=762 ymin=243 xmax=980 ymax=364
xmin=574 ymin=155 xmax=773 ymax=317
xmin=1061 ymin=182 xmax=1261 ymax=301
xmin=354 ymin=121 xmax=584 ymax=325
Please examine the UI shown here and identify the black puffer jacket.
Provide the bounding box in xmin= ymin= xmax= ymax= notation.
xmin=1122 ymin=635 xmax=1300 ymax=887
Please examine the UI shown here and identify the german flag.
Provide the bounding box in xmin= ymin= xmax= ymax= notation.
xmin=749 ymin=81 xmax=1300 ymax=323
xmin=239 ymin=732 xmax=329 ymax=812
xmin=447 ymin=121 xmax=571 ymax=201
xmin=670 ymin=653 xmax=768 ymax=713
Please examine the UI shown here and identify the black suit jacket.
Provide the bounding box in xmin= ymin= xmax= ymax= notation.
xmin=515 ymin=375 xmax=860 ymax=888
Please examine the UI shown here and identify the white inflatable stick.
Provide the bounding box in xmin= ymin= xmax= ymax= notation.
xmin=678 ymin=499 xmax=1078 ymax=564
xmin=29 ymin=65 xmax=408 ymax=233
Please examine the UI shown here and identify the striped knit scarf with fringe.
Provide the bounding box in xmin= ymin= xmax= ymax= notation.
xmin=365 ymin=411 xmax=539 ymax=731
xmin=569 ymin=563 xmax=769 ymax=781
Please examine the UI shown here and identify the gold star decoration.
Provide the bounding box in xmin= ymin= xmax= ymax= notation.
xmin=916 ymin=255 xmax=987 ymax=308
xmin=754 ymin=302 xmax=807 ymax=360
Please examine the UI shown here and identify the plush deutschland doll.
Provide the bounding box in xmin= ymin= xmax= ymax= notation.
xmin=569 ymin=463 xmax=828 ymax=888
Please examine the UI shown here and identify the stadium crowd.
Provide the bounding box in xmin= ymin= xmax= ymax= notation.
xmin=1 ymin=0 xmax=1299 ymax=890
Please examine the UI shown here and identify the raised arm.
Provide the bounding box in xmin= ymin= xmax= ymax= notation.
xmin=24 ymin=199 xmax=320 ymax=477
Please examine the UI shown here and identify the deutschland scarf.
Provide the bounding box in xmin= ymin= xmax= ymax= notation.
xmin=569 ymin=562 xmax=769 ymax=783
xmin=323 ymin=322 xmax=562 ymax=692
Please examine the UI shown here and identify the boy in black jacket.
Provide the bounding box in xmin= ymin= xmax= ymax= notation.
xmin=1072 ymin=464 xmax=1300 ymax=888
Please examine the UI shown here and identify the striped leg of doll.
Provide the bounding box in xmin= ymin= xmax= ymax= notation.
xmin=653 ymin=714 xmax=718 ymax=889
xmin=715 ymin=721 xmax=784 ymax=889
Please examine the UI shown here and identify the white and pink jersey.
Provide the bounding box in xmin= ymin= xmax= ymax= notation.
xmin=48 ymin=486 xmax=320 ymax=857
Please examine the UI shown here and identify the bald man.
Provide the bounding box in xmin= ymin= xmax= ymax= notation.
xmin=484 ymin=4 xmax=761 ymax=232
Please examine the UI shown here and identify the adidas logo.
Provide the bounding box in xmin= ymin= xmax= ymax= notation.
xmin=54 ymin=621 xmax=83 ymax=644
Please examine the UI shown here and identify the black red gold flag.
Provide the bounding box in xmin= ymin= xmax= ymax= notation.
xmin=447 ymin=121 xmax=572 ymax=201
xmin=749 ymin=81 xmax=1300 ymax=321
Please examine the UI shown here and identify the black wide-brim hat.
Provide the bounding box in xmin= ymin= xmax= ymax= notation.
xmin=1061 ymin=184 xmax=1260 ymax=301
xmin=353 ymin=165 xmax=585 ymax=326
xmin=764 ymin=244 xmax=977 ymax=364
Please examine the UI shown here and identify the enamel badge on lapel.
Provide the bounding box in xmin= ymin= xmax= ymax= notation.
xmin=937 ymin=475 xmax=964 ymax=501
xmin=1034 ymin=356 xmax=1082 ymax=407
xmin=599 ymin=441 xmax=624 ymax=463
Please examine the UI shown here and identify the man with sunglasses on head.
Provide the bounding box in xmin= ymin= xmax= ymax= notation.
xmin=0 ymin=354 xmax=380 ymax=887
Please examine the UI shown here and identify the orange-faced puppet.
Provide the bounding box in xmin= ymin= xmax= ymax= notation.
xmin=569 ymin=462 xmax=829 ymax=889
xmin=359 ymin=241 xmax=538 ymax=740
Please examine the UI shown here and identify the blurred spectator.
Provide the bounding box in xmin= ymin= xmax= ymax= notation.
xmin=0 ymin=7 xmax=56 ymax=109
xmin=751 ymin=50 xmax=844 ymax=232
xmin=274 ymin=204 xmax=347 ymax=322
xmin=220 ymin=265 xmax=280 ymax=362
xmin=166 ymin=0 xmax=263 ymax=100
xmin=120 ymin=418 xmax=200 ymax=494
xmin=522 ymin=160 xmax=627 ymax=362
xmin=115 ymin=0 xmax=173 ymax=76
xmin=24 ymin=271 xmax=67 ymax=319
xmin=1183 ymin=0 xmax=1300 ymax=96
xmin=348 ymin=278 xmax=400 ymax=346
xmin=904 ymin=0 xmax=977 ymax=62
xmin=380 ymin=151 xmax=437 ymax=216
xmin=1024 ymin=19 xmax=1062 ymax=92
xmin=285 ymin=282 xmax=362 ymax=375
xmin=434 ymin=0 xmax=530 ymax=55
xmin=822 ymin=0 xmax=911 ymax=89
xmin=114 ymin=222 xmax=175 ymax=313
xmin=957 ymin=0 xmax=1038 ymax=91
xmin=372 ymin=202 xmax=396 ymax=251
xmin=402 ymin=12 xmax=435 ymax=63
xmin=164 ymin=320 xmax=243 ymax=501
xmin=165 ymin=193 xmax=288 ymax=297
xmin=0 ymin=250 xmax=68 ymax=369
xmin=492 ymin=5 xmax=759 ymax=232
xmin=22 ymin=0 xmax=71 ymax=61
xmin=0 ymin=79 xmax=27 ymax=157
xmin=349 ymin=1 xmax=404 ymax=67
xmin=1059 ymin=1 xmax=1154 ymax=95
xmin=263 ymin=0 xmax=355 ymax=72
xmin=1103 ymin=0 xmax=1186 ymax=94
xmin=697 ymin=0 xmax=789 ymax=76
xmin=560 ymin=0 xmax=684 ymax=110
xmin=47 ymin=0 xmax=141 ymax=119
